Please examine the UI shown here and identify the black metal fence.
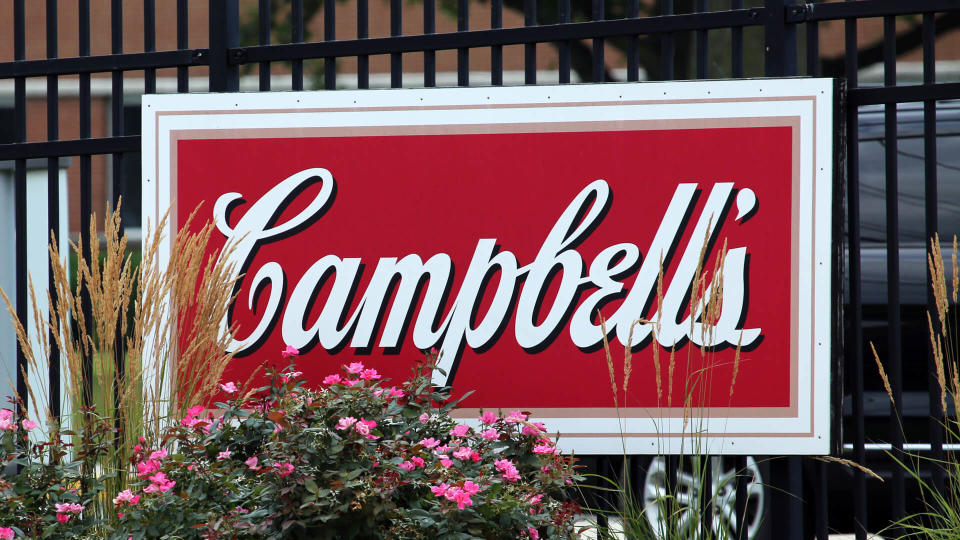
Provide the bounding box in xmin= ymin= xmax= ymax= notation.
xmin=2 ymin=0 xmax=960 ymax=538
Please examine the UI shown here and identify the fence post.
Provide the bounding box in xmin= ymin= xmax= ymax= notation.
xmin=763 ymin=0 xmax=797 ymax=77
xmin=209 ymin=0 xmax=240 ymax=92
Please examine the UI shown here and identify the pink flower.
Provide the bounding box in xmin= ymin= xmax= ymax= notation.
xmin=0 ymin=527 xmax=13 ymax=539
xmin=149 ymin=448 xmax=168 ymax=461
xmin=245 ymin=456 xmax=260 ymax=470
xmin=144 ymin=472 xmax=176 ymax=493
xmin=440 ymin=457 xmax=454 ymax=468
xmin=136 ymin=459 xmax=161 ymax=477
xmin=217 ymin=450 xmax=232 ymax=460
xmin=21 ymin=419 xmax=37 ymax=431
xmin=522 ymin=422 xmax=547 ymax=436
xmin=55 ymin=502 xmax=85 ymax=522
xmin=533 ymin=443 xmax=559 ymax=455
xmin=418 ymin=413 xmax=430 ymax=423
xmin=113 ymin=490 xmax=140 ymax=507
xmin=345 ymin=362 xmax=365 ymax=374
xmin=411 ymin=456 xmax=425 ymax=468
xmin=527 ymin=527 xmax=540 ymax=539
xmin=344 ymin=379 xmax=360 ymax=387
xmin=281 ymin=345 xmax=300 ymax=358
xmin=336 ymin=417 xmax=357 ymax=430
xmin=481 ymin=428 xmax=499 ymax=441
xmin=418 ymin=437 xmax=440 ymax=449
xmin=494 ymin=459 xmax=521 ymax=482
xmin=463 ymin=481 xmax=481 ymax=495
xmin=442 ymin=486 xmax=474 ymax=509
xmin=430 ymin=483 xmax=449 ymax=497
xmin=452 ymin=446 xmax=478 ymax=461
xmin=55 ymin=503 xmax=85 ymax=514
xmin=449 ymin=424 xmax=470 ymax=437
xmin=355 ymin=418 xmax=378 ymax=439
xmin=479 ymin=411 xmax=498 ymax=424
xmin=506 ymin=410 xmax=527 ymax=423
xmin=322 ymin=374 xmax=342 ymax=385
xmin=220 ymin=381 xmax=238 ymax=394
xmin=187 ymin=405 xmax=204 ymax=416
xmin=274 ymin=462 xmax=295 ymax=477
xmin=386 ymin=386 xmax=404 ymax=398
xmin=0 ymin=410 xmax=16 ymax=432
xmin=360 ymin=368 xmax=382 ymax=380
xmin=398 ymin=460 xmax=416 ymax=472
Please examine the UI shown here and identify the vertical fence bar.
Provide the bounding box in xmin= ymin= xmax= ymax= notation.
xmin=324 ymin=0 xmax=336 ymax=89
xmin=845 ymin=9 xmax=868 ymax=540
xmin=763 ymin=0 xmax=796 ymax=77
xmin=660 ymin=0 xmax=673 ymax=80
xmin=815 ymin=461 xmax=829 ymax=540
xmin=763 ymin=0 xmax=784 ymax=76
xmin=806 ymin=19 xmax=818 ymax=77
xmin=696 ymin=0 xmax=707 ymax=79
xmin=591 ymin=0 xmax=604 ymax=82
xmin=177 ymin=0 xmax=189 ymax=92
xmin=524 ymin=0 xmax=536 ymax=84
xmin=923 ymin=9 xmax=946 ymax=497
xmin=292 ymin=0 xmax=304 ymax=90
xmin=46 ymin=0 xmax=62 ymax=419
xmin=79 ymin=0 xmax=94 ymax=410
xmin=358 ymin=0 xmax=369 ymax=89
xmin=699 ymin=458 xmax=713 ymax=539
xmin=13 ymin=0 xmax=28 ymax=416
xmin=882 ymin=14 xmax=905 ymax=532
xmin=110 ymin=0 xmax=125 ymax=436
xmin=209 ymin=0 xmax=239 ymax=92
xmin=424 ymin=0 xmax=435 ymax=87
xmin=557 ymin=0 xmax=569 ymax=84
xmin=731 ymin=0 xmax=743 ymax=78
xmin=626 ymin=0 xmax=639 ymax=81
xmin=458 ymin=0 xmax=469 ymax=86
xmin=391 ymin=0 xmax=402 ymax=88
xmin=259 ymin=0 xmax=272 ymax=91
xmin=789 ymin=457 xmax=803 ymax=540
xmin=144 ymin=0 xmax=156 ymax=94
xmin=734 ymin=456 xmax=747 ymax=540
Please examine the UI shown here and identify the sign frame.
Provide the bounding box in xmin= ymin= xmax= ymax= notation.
xmin=143 ymin=79 xmax=838 ymax=455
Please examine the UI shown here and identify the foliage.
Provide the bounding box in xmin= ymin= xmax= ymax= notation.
xmin=0 ymin=351 xmax=582 ymax=539
xmin=0 ymin=408 xmax=117 ymax=539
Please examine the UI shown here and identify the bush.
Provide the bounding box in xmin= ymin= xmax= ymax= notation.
xmin=0 ymin=351 xmax=582 ymax=539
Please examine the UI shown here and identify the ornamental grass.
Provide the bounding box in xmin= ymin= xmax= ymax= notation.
xmin=873 ymin=233 xmax=960 ymax=539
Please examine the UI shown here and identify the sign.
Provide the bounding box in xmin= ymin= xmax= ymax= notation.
xmin=143 ymin=80 xmax=837 ymax=455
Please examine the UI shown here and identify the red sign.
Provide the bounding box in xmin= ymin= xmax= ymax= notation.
xmin=145 ymin=81 xmax=835 ymax=454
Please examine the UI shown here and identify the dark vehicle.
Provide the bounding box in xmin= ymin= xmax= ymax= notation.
xmin=828 ymin=99 xmax=960 ymax=533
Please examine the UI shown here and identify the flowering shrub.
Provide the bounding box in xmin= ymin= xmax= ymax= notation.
xmin=0 ymin=352 xmax=581 ymax=538
xmin=0 ymin=408 xmax=116 ymax=538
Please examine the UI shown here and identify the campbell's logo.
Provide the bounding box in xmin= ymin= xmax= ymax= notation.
xmin=214 ymin=168 xmax=762 ymax=386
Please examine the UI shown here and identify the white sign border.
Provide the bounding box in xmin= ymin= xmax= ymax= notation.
xmin=143 ymin=79 xmax=835 ymax=455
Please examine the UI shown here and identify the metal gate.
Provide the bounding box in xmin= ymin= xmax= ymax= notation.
xmin=2 ymin=1 xmax=960 ymax=538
